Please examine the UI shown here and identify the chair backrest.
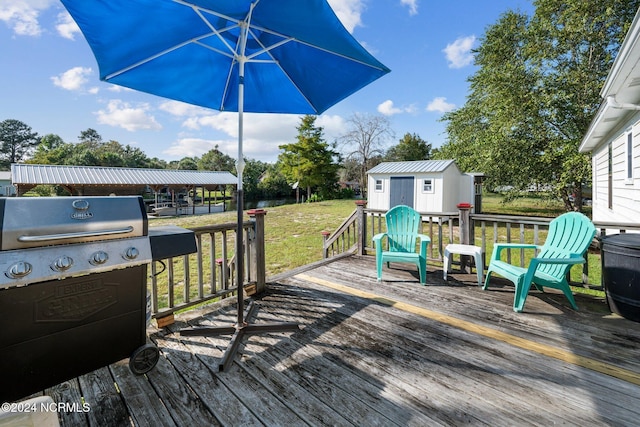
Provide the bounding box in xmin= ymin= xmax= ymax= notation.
xmin=385 ymin=205 xmax=421 ymax=253
xmin=537 ymin=212 xmax=596 ymax=279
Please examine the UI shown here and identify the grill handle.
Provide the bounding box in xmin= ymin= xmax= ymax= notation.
xmin=18 ymin=226 xmax=135 ymax=243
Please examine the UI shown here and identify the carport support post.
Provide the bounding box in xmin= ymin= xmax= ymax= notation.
xmin=458 ymin=203 xmax=472 ymax=273
xmin=355 ymin=200 xmax=367 ymax=256
xmin=247 ymin=209 xmax=266 ymax=294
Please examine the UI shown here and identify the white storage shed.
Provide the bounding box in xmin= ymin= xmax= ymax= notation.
xmin=366 ymin=160 xmax=482 ymax=213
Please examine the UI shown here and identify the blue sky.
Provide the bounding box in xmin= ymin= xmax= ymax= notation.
xmin=1 ymin=0 xmax=534 ymax=164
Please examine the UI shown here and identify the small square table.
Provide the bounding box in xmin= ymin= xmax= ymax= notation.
xmin=443 ymin=244 xmax=484 ymax=286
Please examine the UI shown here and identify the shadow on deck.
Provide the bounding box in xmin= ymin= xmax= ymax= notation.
xmin=9 ymin=255 xmax=640 ymax=426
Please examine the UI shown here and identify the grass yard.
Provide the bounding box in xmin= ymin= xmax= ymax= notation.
xmin=150 ymin=199 xmax=356 ymax=276
xmin=481 ymin=191 xmax=592 ymax=218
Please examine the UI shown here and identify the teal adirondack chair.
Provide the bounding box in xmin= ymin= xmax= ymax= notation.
xmin=373 ymin=205 xmax=430 ymax=284
xmin=483 ymin=212 xmax=596 ymax=312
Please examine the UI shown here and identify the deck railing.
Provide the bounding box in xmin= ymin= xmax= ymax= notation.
xmin=149 ymin=202 xmax=640 ymax=322
xmin=322 ymin=201 xmax=640 ymax=289
xmin=148 ymin=209 xmax=267 ymax=323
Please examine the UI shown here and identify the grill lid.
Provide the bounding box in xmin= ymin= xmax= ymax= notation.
xmin=0 ymin=196 xmax=148 ymax=250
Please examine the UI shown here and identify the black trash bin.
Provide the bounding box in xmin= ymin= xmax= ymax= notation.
xmin=601 ymin=233 xmax=640 ymax=322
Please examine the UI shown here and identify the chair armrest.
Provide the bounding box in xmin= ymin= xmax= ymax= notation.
xmin=372 ymin=233 xmax=387 ymax=244
xmin=417 ymin=234 xmax=430 ymax=256
xmin=372 ymin=233 xmax=387 ymax=251
xmin=490 ymin=243 xmax=541 ymax=261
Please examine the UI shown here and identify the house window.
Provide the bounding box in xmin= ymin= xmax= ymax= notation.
xmin=627 ymin=131 xmax=634 ymax=181
xmin=422 ymin=179 xmax=433 ymax=193
xmin=375 ymin=179 xmax=383 ymax=192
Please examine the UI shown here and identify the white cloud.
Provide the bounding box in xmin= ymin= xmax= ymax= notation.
xmin=443 ymin=35 xmax=476 ymax=69
xmin=107 ymin=85 xmax=133 ymax=93
xmin=426 ymin=97 xmax=455 ymax=113
xmin=328 ymin=0 xmax=364 ymax=34
xmin=96 ymin=99 xmax=162 ymax=132
xmin=159 ymin=100 xmax=209 ymax=117
xmin=377 ymin=100 xmax=417 ymax=116
xmin=163 ymin=138 xmax=221 ymax=158
xmin=401 ymin=0 xmax=418 ymax=16
xmin=315 ymin=114 xmax=347 ymax=141
xmin=51 ymin=66 xmax=93 ymax=91
xmin=0 ymin=0 xmax=55 ymax=36
xmin=55 ymin=11 xmax=79 ymax=40
xmin=378 ymin=100 xmax=403 ymax=116
xmin=163 ymin=112 xmax=347 ymax=161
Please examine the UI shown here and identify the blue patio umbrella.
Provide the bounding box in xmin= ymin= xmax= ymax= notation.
xmin=61 ymin=0 xmax=389 ymax=370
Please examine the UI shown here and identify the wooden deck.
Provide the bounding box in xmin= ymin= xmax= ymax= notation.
xmin=17 ymin=255 xmax=640 ymax=426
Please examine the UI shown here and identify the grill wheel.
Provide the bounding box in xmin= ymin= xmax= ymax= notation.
xmin=129 ymin=343 xmax=160 ymax=375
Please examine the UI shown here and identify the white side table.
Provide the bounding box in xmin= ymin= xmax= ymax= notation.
xmin=443 ymin=244 xmax=483 ymax=286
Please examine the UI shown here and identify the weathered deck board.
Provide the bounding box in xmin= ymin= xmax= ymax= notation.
xmin=78 ymin=367 xmax=129 ymax=426
xmin=11 ymin=255 xmax=640 ymax=427
xmin=280 ymin=284 xmax=637 ymax=425
xmin=150 ymin=328 xmax=262 ymax=427
xmin=109 ymin=360 xmax=176 ymax=427
xmin=259 ymin=285 xmax=622 ymax=426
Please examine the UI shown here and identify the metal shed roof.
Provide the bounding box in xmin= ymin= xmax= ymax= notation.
xmin=367 ymin=160 xmax=455 ymax=174
xmin=11 ymin=164 xmax=237 ymax=186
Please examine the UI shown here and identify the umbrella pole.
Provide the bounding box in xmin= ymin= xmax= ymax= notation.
xmin=180 ymin=16 xmax=298 ymax=372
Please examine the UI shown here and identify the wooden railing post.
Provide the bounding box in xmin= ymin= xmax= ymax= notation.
xmin=355 ymin=200 xmax=367 ymax=256
xmin=247 ymin=209 xmax=267 ymax=294
xmin=321 ymin=231 xmax=331 ymax=258
xmin=457 ymin=202 xmax=472 ymax=272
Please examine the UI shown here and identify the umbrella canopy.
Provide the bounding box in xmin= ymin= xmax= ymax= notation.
xmin=61 ymin=0 xmax=389 ymax=369
xmin=60 ymin=0 xmax=390 ymax=115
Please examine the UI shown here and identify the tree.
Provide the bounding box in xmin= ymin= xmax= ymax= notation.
xmin=0 ymin=119 xmax=39 ymax=168
xmin=78 ymin=128 xmax=102 ymax=145
xmin=198 ymin=145 xmax=235 ymax=172
xmin=438 ymin=0 xmax=639 ymax=211
xmin=278 ymin=115 xmax=340 ymax=200
xmin=242 ymin=158 xmax=269 ymax=200
xmin=177 ymin=157 xmax=198 ymax=170
xmin=385 ymin=133 xmax=432 ymax=161
xmin=340 ymin=113 xmax=394 ymax=195
xmin=258 ymin=163 xmax=292 ymax=198
xmin=31 ymin=136 xmax=155 ymax=169
xmin=39 ymin=134 xmax=65 ymax=152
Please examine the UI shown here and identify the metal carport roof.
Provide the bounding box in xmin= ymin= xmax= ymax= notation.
xmin=10 ymin=163 xmax=237 ymax=196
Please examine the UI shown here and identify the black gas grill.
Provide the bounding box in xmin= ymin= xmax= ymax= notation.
xmin=0 ymin=196 xmax=196 ymax=403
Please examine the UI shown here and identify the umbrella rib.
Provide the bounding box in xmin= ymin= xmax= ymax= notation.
xmin=246 ymin=25 xmax=387 ymax=72
xmin=193 ymin=40 xmax=237 ymax=59
xmin=245 ymin=28 xmax=292 ymax=61
xmin=191 ymin=6 xmax=240 ymax=57
xmin=242 ymin=27 xmax=317 ymax=112
xmin=103 ymin=33 xmax=221 ymax=80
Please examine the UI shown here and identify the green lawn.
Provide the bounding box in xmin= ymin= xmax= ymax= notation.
xmin=150 ymin=199 xmax=356 ymax=276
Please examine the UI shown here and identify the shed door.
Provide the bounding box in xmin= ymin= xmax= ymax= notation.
xmin=389 ymin=176 xmax=414 ymax=208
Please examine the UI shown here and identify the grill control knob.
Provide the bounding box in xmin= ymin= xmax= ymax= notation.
xmin=6 ymin=261 xmax=32 ymax=279
xmin=51 ymin=255 xmax=74 ymax=272
xmin=90 ymin=251 xmax=109 ymax=265
xmin=124 ymin=247 xmax=139 ymax=260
